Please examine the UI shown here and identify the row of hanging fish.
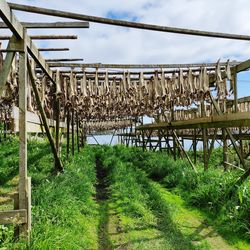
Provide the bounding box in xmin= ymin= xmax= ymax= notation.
xmin=0 ymin=55 xmax=238 ymax=127
xmin=60 ymin=60 xmax=232 ymax=119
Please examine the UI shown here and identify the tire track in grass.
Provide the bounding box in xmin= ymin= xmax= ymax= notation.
xmin=122 ymin=163 xmax=201 ymax=250
xmin=101 ymin=155 xmax=198 ymax=249
xmin=127 ymin=163 xmax=236 ymax=250
xmin=96 ymin=157 xmax=114 ymax=250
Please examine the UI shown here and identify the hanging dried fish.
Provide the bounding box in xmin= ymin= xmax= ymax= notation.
xmin=139 ymin=71 xmax=144 ymax=101
xmin=55 ymin=69 xmax=62 ymax=96
xmin=160 ymin=69 xmax=167 ymax=98
xmin=216 ymin=59 xmax=223 ymax=86
xmin=104 ymin=70 xmax=109 ymax=95
xmin=179 ymin=68 xmax=184 ymax=95
xmin=81 ymin=70 xmax=88 ymax=99
xmin=188 ymin=68 xmax=194 ymax=93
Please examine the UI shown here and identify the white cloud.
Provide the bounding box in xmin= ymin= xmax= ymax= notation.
xmin=2 ymin=0 xmax=250 ymax=64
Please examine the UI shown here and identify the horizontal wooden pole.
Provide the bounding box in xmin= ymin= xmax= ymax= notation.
xmin=0 ymin=209 xmax=27 ymax=225
xmin=0 ymin=21 xmax=89 ymax=28
xmin=0 ymin=0 xmax=55 ymax=83
xmin=0 ymin=48 xmax=70 ymax=52
xmin=8 ymin=2 xmax=250 ymax=41
xmin=45 ymin=58 xmax=83 ymax=62
xmin=39 ymin=48 xmax=70 ymax=52
xmin=0 ymin=35 xmax=78 ymax=40
xmin=118 ymin=132 xmax=250 ymax=141
xmin=136 ymin=112 xmax=250 ymax=131
xmin=47 ymin=61 xmax=240 ymax=69
xmin=236 ymin=59 xmax=250 ymax=73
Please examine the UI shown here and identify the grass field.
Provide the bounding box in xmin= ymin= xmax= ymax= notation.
xmin=0 ymin=140 xmax=249 ymax=249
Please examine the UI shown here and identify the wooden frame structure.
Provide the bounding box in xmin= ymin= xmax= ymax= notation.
xmin=1 ymin=0 xmax=250 ymax=244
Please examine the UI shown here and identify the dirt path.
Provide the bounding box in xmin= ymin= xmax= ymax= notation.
xmin=94 ymin=156 xmax=247 ymax=250
xmin=95 ymin=158 xmax=127 ymax=250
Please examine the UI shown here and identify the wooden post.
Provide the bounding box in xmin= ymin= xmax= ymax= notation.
xmin=71 ymin=108 xmax=75 ymax=155
xmin=201 ymin=100 xmax=208 ymax=170
xmin=18 ymin=34 xmax=30 ymax=240
xmin=158 ymin=130 xmax=162 ymax=151
xmin=55 ymin=70 xmax=61 ymax=155
xmin=27 ymin=60 xmax=63 ymax=172
xmin=193 ymin=129 xmax=197 ymax=164
xmin=173 ymin=130 xmax=177 ymax=160
xmin=142 ymin=131 xmax=146 ymax=151
xmin=13 ymin=192 xmax=19 ymax=240
xmin=233 ymin=68 xmax=238 ymax=113
xmin=222 ymin=128 xmax=229 ymax=171
xmin=55 ymin=98 xmax=60 ymax=155
xmin=66 ymin=106 xmax=70 ymax=159
xmin=239 ymin=127 xmax=244 ymax=157
xmin=207 ymin=128 xmax=218 ymax=162
xmin=173 ymin=131 xmax=197 ymax=172
xmin=76 ymin=110 xmax=80 ymax=152
xmin=3 ymin=118 xmax=7 ymax=140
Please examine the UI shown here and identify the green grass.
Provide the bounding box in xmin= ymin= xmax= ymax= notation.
xmin=96 ymin=146 xmax=211 ymax=249
xmin=1 ymin=140 xmax=249 ymax=249
xmin=109 ymin=145 xmax=250 ymax=248
xmin=0 ymin=139 xmax=99 ymax=249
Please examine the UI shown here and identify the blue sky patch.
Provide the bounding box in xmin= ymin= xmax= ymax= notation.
xmin=106 ymin=10 xmax=139 ymax=22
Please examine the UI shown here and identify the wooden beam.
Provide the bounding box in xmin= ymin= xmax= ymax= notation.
xmin=0 ymin=21 xmax=89 ymax=29
xmin=47 ymin=61 xmax=239 ymax=69
xmin=0 ymin=35 xmax=78 ymax=40
xmin=0 ymin=209 xmax=27 ymax=225
xmin=66 ymin=106 xmax=70 ymax=160
xmin=173 ymin=130 xmax=197 ymax=172
xmin=180 ymin=133 xmax=250 ymax=140
xmin=39 ymin=48 xmax=70 ymax=52
xmin=9 ymin=2 xmax=250 ymax=41
xmin=0 ymin=48 xmax=70 ymax=52
xmin=27 ymin=59 xmax=63 ymax=172
xmin=0 ymin=0 xmax=54 ymax=83
xmin=45 ymin=58 xmax=83 ymax=62
xmin=136 ymin=112 xmax=250 ymax=130
xmin=18 ymin=36 xmax=29 ymax=237
xmin=36 ymin=64 xmax=241 ymax=75
xmin=236 ymin=59 xmax=250 ymax=73
xmin=233 ymin=68 xmax=238 ymax=113
xmin=0 ymin=1 xmax=23 ymax=39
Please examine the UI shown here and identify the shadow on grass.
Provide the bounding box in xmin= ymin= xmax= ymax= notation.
xmin=96 ymin=157 xmax=112 ymax=250
xmin=136 ymin=176 xmax=198 ymax=249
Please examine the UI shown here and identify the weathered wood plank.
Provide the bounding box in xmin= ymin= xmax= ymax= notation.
xmin=27 ymin=59 xmax=63 ymax=172
xmin=236 ymin=59 xmax=250 ymax=73
xmin=0 ymin=1 xmax=23 ymax=39
xmin=18 ymin=36 xmax=29 ymax=237
xmin=136 ymin=112 xmax=250 ymax=130
xmin=45 ymin=58 xmax=83 ymax=62
xmin=0 ymin=0 xmax=54 ymax=83
xmin=0 ymin=35 xmax=78 ymax=40
xmin=39 ymin=48 xmax=69 ymax=52
xmin=0 ymin=21 xmax=89 ymax=29
xmin=47 ymin=61 xmax=239 ymax=69
xmin=0 ymin=209 xmax=27 ymax=225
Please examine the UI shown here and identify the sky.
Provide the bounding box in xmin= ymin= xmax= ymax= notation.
xmin=2 ymin=0 xmax=250 ymax=144
xmin=3 ymin=0 xmax=250 ymax=65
